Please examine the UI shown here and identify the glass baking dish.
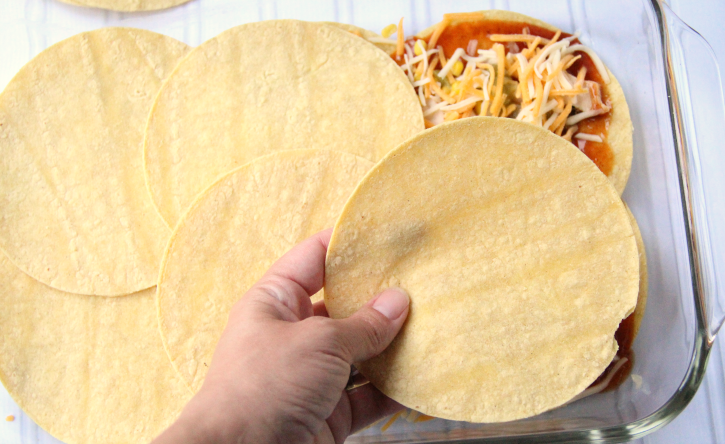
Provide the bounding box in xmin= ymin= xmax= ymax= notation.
xmin=0 ymin=0 xmax=723 ymax=443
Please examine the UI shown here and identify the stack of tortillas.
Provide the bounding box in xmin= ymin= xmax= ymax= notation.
xmin=0 ymin=17 xmax=643 ymax=444
xmin=0 ymin=21 xmax=422 ymax=443
xmin=0 ymin=28 xmax=193 ymax=443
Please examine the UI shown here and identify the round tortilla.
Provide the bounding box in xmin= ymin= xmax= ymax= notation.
xmin=626 ymin=204 xmax=648 ymax=338
xmin=417 ymin=10 xmax=633 ymax=195
xmin=323 ymin=22 xmax=397 ymax=55
xmin=58 ymin=0 xmax=192 ymax=12
xmin=324 ymin=117 xmax=639 ymax=423
xmin=157 ymin=149 xmax=373 ymax=392
xmin=0 ymin=28 xmax=190 ymax=296
xmin=144 ymin=19 xmax=423 ymax=227
xmin=0 ymin=253 xmax=192 ymax=444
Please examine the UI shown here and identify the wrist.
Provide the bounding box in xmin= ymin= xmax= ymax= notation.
xmin=171 ymin=386 xmax=273 ymax=444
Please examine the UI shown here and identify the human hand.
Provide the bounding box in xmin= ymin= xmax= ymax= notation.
xmin=152 ymin=228 xmax=410 ymax=444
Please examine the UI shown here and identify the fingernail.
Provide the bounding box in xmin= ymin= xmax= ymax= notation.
xmin=372 ymin=288 xmax=410 ymax=320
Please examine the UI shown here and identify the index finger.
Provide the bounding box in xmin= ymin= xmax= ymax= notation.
xmin=260 ymin=228 xmax=333 ymax=297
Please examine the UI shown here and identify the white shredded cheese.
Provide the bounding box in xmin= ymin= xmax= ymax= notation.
xmin=574 ymin=133 xmax=603 ymax=142
xmin=413 ymin=78 xmax=431 ymax=87
xmin=540 ymin=80 xmax=553 ymax=116
xmin=543 ymin=111 xmax=559 ymax=130
xmin=408 ymin=53 xmax=427 ymax=65
xmin=481 ymin=72 xmax=490 ymax=101
xmin=534 ymin=41 xmax=570 ymax=78
xmin=403 ymin=54 xmax=414 ymax=82
xmin=567 ymin=108 xmax=607 ymax=125
xmin=528 ymin=77 xmax=535 ymax=98
xmin=404 ymin=42 xmax=414 ymax=60
xmin=516 ymin=53 xmax=528 ymax=73
xmin=439 ymin=96 xmax=483 ymax=111
xmin=423 ymin=100 xmax=446 ymax=116
xmin=540 ymin=99 xmax=558 ymax=116
xmin=557 ymin=71 xmax=571 ymax=90
xmin=438 ymin=48 xmax=466 ymax=78
xmin=562 ymin=44 xmax=611 ymax=83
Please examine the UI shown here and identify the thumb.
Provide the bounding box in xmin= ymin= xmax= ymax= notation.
xmin=335 ymin=288 xmax=410 ymax=364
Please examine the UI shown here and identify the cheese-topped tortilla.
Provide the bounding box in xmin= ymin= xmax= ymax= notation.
xmin=0 ymin=28 xmax=190 ymax=296
xmin=407 ymin=10 xmax=633 ymax=195
xmin=144 ymin=19 xmax=424 ymax=227
xmin=157 ymin=150 xmax=373 ymax=392
xmin=324 ymin=117 xmax=639 ymax=422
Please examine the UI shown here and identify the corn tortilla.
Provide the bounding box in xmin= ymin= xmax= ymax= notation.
xmin=626 ymin=204 xmax=648 ymax=338
xmin=324 ymin=117 xmax=639 ymax=422
xmin=417 ymin=10 xmax=633 ymax=195
xmin=323 ymin=22 xmax=397 ymax=55
xmin=0 ymin=253 xmax=192 ymax=444
xmin=157 ymin=149 xmax=373 ymax=392
xmin=0 ymin=28 xmax=190 ymax=296
xmin=58 ymin=0 xmax=192 ymax=12
xmin=144 ymin=19 xmax=423 ymax=227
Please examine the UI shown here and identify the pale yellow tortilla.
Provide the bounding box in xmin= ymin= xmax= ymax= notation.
xmin=144 ymin=19 xmax=424 ymax=227
xmin=323 ymin=22 xmax=397 ymax=55
xmin=417 ymin=10 xmax=633 ymax=195
xmin=58 ymin=0 xmax=192 ymax=12
xmin=157 ymin=149 xmax=373 ymax=392
xmin=324 ymin=117 xmax=639 ymax=423
xmin=0 ymin=28 xmax=190 ymax=296
xmin=626 ymin=204 xmax=648 ymax=338
xmin=0 ymin=253 xmax=192 ymax=444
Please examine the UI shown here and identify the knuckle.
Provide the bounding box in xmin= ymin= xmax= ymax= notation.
xmin=358 ymin=310 xmax=388 ymax=352
xmin=366 ymin=320 xmax=388 ymax=352
xmin=304 ymin=317 xmax=339 ymax=345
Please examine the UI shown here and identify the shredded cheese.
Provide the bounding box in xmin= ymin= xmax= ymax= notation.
xmin=563 ymin=44 xmax=610 ymax=83
xmin=381 ymin=411 xmax=404 ymax=432
xmin=567 ymin=108 xmax=607 ymax=125
xmin=428 ymin=18 xmax=450 ymax=49
xmin=440 ymin=96 xmax=483 ymax=111
xmin=396 ymin=18 xmax=405 ymax=58
xmin=438 ymin=48 xmax=466 ymax=78
xmin=574 ymin=133 xmax=603 ymax=142
xmin=396 ymin=19 xmax=612 ymax=147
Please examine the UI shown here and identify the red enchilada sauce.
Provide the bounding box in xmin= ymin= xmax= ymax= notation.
xmin=395 ymin=21 xmax=631 ymax=391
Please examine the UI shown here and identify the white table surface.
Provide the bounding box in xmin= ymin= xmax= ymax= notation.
xmin=0 ymin=1 xmax=723 ymax=443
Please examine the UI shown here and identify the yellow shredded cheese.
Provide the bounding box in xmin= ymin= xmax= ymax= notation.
xmin=396 ymin=17 xmax=405 ymax=58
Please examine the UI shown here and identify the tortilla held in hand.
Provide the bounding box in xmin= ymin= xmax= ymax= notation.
xmin=144 ymin=20 xmax=423 ymax=227
xmin=0 ymin=28 xmax=190 ymax=296
xmin=157 ymin=150 xmax=373 ymax=392
xmin=324 ymin=117 xmax=639 ymax=423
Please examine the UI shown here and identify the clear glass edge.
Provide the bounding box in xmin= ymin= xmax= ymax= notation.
xmin=663 ymin=2 xmax=725 ymax=340
xmin=389 ymin=1 xmax=715 ymax=442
